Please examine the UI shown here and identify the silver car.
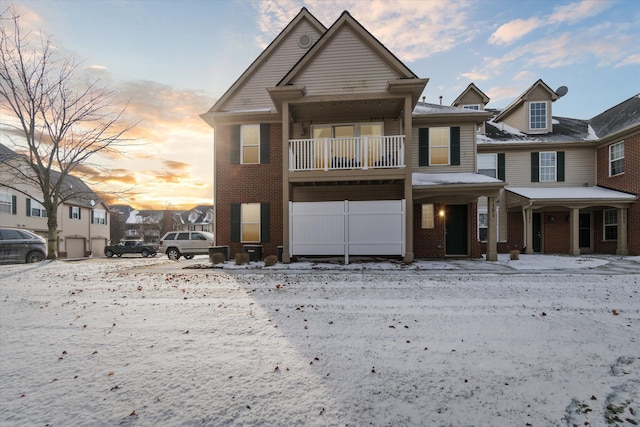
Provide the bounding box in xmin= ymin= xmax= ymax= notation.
xmin=0 ymin=227 xmax=47 ymax=264
xmin=159 ymin=231 xmax=214 ymax=260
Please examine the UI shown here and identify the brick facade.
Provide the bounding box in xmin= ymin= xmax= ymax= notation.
xmin=595 ymin=132 xmax=640 ymax=255
xmin=215 ymin=123 xmax=283 ymax=258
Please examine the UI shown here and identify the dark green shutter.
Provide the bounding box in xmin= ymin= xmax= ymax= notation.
xmin=231 ymin=125 xmax=240 ymax=164
xmin=418 ymin=128 xmax=429 ymax=166
xmin=260 ymin=124 xmax=270 ymax=164
xmin=11 ymin=195 xmax=17 ymax=215
xmin=450 ymin=127 xmax=460 ymax=166
xmin=497 ymin=153 xmax=505 ymax=181
xmin=531 ymin=152 xmax=539 ymax=182
xmin=26 ymin=199 xmax=31 ymax=216
xmin=557 ymin=151 xmax=565 ymax=182
xmin=260 ymin=203 xmax=270 ymax=243
xmin=69 ymin=206 xmax=73 ymax=218
xmin=230 ymin=203 xmax=240 ymax=242
xmin=91 ymin=210 xmax=94 ymax=224
xmin=78 ymin=208 xmax=81 ymax=220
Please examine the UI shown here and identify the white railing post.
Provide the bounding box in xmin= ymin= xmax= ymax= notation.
xmin=362 ymin=137 xmax=368 ymax=170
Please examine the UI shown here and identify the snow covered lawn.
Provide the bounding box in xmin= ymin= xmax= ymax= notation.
xmin=1 ymin=257 xmax=638 ymax=426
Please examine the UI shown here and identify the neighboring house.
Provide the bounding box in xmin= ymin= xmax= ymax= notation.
xmin=200 ymin=8 xmax=638 ymax=262
xmin=173 ymin=205 xmax=214 ymax=232
xmin=0 ymin=143 xmax=111 ymax=258
xmin=201 ymin=8 xmax=502 ymax=263
xmin=476 ymin=88 xmax=638 ymax=256
xmin=110 ymin=205 xmax=180 ymax=244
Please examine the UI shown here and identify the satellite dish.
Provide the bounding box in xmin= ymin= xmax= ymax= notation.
xmin=555 ymin=86 xmax=568 ymax=97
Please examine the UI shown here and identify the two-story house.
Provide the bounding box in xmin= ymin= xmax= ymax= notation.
xmin=201 ymin=8 xmax=504 ymax=263
xmin=474 ymin=84 xmax=638 ymax=256
xmin=0 ymin=143 xmax=111 ymax=258
xmin=173 ymin=205 xmax=214 ymax=232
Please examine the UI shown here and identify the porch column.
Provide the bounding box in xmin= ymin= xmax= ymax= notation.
xmin=569 ymin=207 xmax=580 ymax=256
xmin=524 ymin=208 xmax=533 ymax=254
xmin=403 ymin=95 xmax=414 ymax=263
xmin=486 ymin=196 xmax=498 ymax=261
xmin=617 ymin=207 xmax=628 ymax=256
xmin=282 ymin=101 xmax=291 ymax=263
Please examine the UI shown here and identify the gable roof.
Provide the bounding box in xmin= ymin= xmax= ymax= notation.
xmin=494 ymin=79 xmax=559 ymax=123
xmin=202 ymin=8 xmax=326 ymax=119
xmin=451 ymin=83 xmax=490 ymax=106
xmin=277 ymin=10 xmax=418 ymax=87
xmin=589 ymin=93 xmax=640 ymax=139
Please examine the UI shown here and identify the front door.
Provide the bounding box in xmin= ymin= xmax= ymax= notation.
xmin=445 ymin=205 xmax=468 ymax=255
xmin=532 ymin=213 xmax=542 ymax=253
xmin=579 ymin=213 xmax=591 ymax=249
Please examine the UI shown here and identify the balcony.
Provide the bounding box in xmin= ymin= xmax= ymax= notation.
xmin=289 ymin=135 xmax=405 ymax=172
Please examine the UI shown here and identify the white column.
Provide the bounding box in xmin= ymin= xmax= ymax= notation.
xmin=525 ymin=208 xmax=533 ymax=254
xmin=569 ymin=208 xmax=580 ymax=256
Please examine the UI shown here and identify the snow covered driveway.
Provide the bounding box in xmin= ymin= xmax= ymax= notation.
xmin=1 ymin=257 xmax=638 ymax=426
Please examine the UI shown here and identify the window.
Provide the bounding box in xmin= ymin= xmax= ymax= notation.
xmin=539 ymin=152 xmax=557 ymax=182
xmin=429 ymin=127 xmax=450 ymax=165
xmin=92 ymin=209 xmax=106 ymax=224
xmin=609 ymin=141 xmax=624 ymax=176
xmin=604 ymin=209 xmax=617 ymax=241
xmin=477 ymin=206 xmax=499 ymax=242
xmin=462 ymin=104 xmax=480 ymax=110
xmin=70 ymin=206 xmax=81 ymax=219
xmin=241 ymin=203 xmax=260 ymax=242
xmin=529 ymin=101 xmax=547 ymax=130
xmin=205 ymin=212 xmax=213 ymax=222
xmin=421 ymin=204 xmax=434 ymax=229
xmin=478 ymin=154 xmax=497 ymax=178
xmin=27 ymin=199 xmax=47 ymax=217
xmin=177 ymin=232 xmax=190 ymax=240
xmin=1 ymin=191 xmax=16 ymax=215
xmin=241 ymin=124 xmax=260 ymax=164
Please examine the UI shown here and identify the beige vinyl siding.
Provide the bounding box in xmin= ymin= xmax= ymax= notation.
xmin=457 ymin=92 xmax=484 ymax=107
xmin=411 ymin=123 xmax=476 ymax=173
xmin=222 ymin=21 xmax=323 ymax=112
xmin=500 ymin=103 xmax=527 ymax=133
xmin=504 ymin=147 xmax=595 ymax=186
xmin=291 ymin=27 xmax=398 ymax=96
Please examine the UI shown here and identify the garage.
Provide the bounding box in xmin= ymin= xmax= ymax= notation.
xmin=66 ymin=238 xmax=85 ymax=259
xmin=91 ymin=238 xmax=107 ymax=257
xmin=290 ymin=200 xmax=405 ymax=263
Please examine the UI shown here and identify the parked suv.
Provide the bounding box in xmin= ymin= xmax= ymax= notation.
xmin=159 ymin=231 xmax=214 ymax=260
xmin=0 ymin=227 xmax=46 ymax=264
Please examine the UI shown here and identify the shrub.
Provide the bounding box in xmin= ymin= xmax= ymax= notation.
xmin=264 ymin=255 xmax=278 ymax=267
xmin=509 ymin=249 xmax=520 ymax=260
xmin=235 ymin=253 xmax=250 ymax=265
xmin=210 ymin=252 xmax=225 ymax=265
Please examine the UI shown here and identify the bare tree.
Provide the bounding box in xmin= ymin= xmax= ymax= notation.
xmin=0 ymin=8 xmax=134 ymax=259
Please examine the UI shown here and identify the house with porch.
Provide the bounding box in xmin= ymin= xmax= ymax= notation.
xmin=475 ymin=85 xmax=638 ymax=256
xmin=201 ymin=8 xmax=504 ymax=262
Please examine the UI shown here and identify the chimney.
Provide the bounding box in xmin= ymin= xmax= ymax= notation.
xmin=439 ymin=96 xmax=443 ymax=105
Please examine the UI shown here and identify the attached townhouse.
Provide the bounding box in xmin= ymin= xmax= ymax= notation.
xmin=201 ymin=8 xmax=638 ymax=262
xmin=173 ymin=205 xmax=214 ymax=232
xmin=0 ymin=143 xmax=111 ymax=258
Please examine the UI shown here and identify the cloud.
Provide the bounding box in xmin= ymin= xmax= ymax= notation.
xmin=489 ymin=17 xmax=542 ymax=45
xmin=486 ymin=86 xmax=524 ymax=105
xmin=616 ymin=53 xmax=640 ymax=67
xmin=459 ymin=71 xmax=489 ymax=81
xmin=548 ymin=0 xmax=612 ymax=25
xmin=255 ymin=0 xmax=475 ymax=62
xmin=513 ymin=70 xmax=536 ymax=81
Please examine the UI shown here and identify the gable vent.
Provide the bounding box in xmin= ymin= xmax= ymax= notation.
xmin=298 ymin=34 xmax=312 ymax=49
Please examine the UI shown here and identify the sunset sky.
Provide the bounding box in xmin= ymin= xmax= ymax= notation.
xmin=1 ymin=0 xmax=639 ymax=210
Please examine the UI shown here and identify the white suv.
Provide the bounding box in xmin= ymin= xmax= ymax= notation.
xmin=159 ymin=231 xmax=214 ymax=260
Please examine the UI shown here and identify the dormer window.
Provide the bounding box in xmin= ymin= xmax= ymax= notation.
xmin=529 ymin=101 xmax=547 ymax=130
xmin=188 ymin=212 xmax=198 ymax=222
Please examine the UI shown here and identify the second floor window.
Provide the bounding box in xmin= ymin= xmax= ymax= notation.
xmin=0 ymin=191 xmax=15 ymax=215
xmin=609 ymin=141 xmax=624 ymax=176
xmin=429 ymin=127 xmax=450 ymax=165
xmin=531 ymin=151 xmax=564 ymax=183
xmin=70 ymin=206 xmax=81 ymax=220
xmin=241 ymin=124 xmax=260 ymax=164
xmin=27 ymin=199 xmax=47 ymax=217
xmin=419 ymin=127 xmax=460 ymax=167
xmin=92 ymin=209 xmax=106 ymax=224
xmin=478 ymin=154 xmax=497 ymax=178
xmin=529 ymin=101 xmax=547 ymax=130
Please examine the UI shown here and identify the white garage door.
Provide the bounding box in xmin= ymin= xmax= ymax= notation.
xmin=66 ymin=238 xmax=85 ymax=258
xmin=91 ymin=238 xmax=107 ymax=257
xmin=290 ymin=200 xmax=405 ymax=262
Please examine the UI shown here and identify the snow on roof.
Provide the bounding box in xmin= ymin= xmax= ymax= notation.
xmin=507 ymin=186 xmax=637 ymax=200
xmin=413 ymin=172 xmax=503 ymax=186
xmin=412 ymin=102 xmax=480 ymax=115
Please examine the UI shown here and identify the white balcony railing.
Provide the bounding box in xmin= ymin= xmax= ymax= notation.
xmin=289 ymin=135 xmax=405 ymax=172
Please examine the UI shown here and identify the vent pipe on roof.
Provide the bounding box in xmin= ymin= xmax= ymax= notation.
xmin=439 ymin=96 xmax=442 ymax=105
xmin=422 ymin=96 xmax=425 ymax=103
